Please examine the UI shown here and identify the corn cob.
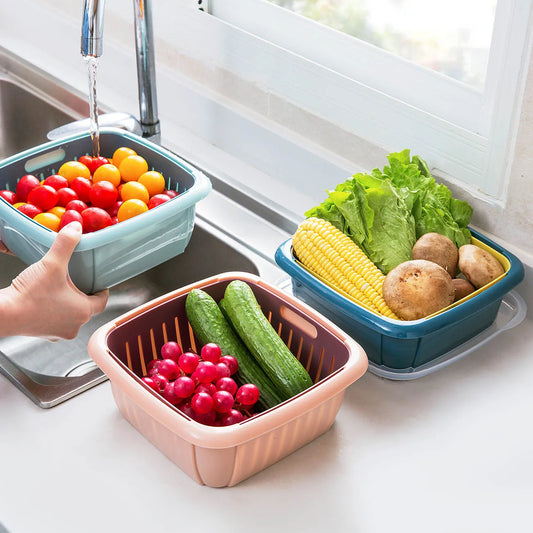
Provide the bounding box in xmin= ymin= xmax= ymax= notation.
xmin=292 ymin=217 xmax=399 ymax=319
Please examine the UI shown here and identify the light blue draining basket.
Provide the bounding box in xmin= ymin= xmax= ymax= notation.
xmin=0 ymin=128 xmax=211 ymax=293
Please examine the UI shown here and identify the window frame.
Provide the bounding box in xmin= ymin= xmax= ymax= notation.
xmin=195 ymin=0 xmax=533 ymax=202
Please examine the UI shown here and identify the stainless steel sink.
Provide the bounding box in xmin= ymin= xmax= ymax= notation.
xmin=0 ymin=77 xmax=77 ymax=159
xmin=0 ymin=46 xmax=289 ymax=408
xmin=0 ymin=49 xmax=89 ymax=158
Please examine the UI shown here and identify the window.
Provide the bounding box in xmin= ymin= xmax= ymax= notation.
xmin=267 ymin=0 xmax=496 ymax=89
xmin=199 ymin=0 xmax=533 ymax=202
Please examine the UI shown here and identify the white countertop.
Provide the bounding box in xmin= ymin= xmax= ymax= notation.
xmin=1 ymin=300 xmax=532 ymax=533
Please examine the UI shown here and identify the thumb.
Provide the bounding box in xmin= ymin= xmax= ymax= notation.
xmin=88 ymin=288 xmax=110 ymax=315
xmin=45 ymin=221 xmax=82 ymax=264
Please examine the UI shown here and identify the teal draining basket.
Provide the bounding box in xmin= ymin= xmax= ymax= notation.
xmin=0 ymin=128 xmax=211 ymax=293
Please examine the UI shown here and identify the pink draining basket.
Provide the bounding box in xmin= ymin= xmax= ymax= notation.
xmin=87 ymin=272 xmax=368 ymax=487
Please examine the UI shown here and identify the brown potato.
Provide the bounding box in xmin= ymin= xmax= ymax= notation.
xmin=412 ymin=232 xmax=459 ymax=277
xmin=458 ymin=244 xmax=505 ymax=289
xmin=383 ymin=259 xmax=455 ymax=320
xmin=452 ymin=278 xmax=476 ymax=302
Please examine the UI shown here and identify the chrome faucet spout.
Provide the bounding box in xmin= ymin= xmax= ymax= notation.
xmin=81 ymin=0 xmax=104 ymax=58
xmin=81 ymin=0 xmax=160 ymax=140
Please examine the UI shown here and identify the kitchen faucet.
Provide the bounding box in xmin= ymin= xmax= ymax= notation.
xmin=78 ymin=0 xmax=160 ymax=140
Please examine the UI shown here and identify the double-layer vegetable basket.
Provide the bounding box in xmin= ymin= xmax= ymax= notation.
xmin=0 ymin=128 xmax=211 ymax=293
xmin=87 ymin=272 xmax=368 ymax=487
xmin=275 ymin=228 xmax=525 ymax=375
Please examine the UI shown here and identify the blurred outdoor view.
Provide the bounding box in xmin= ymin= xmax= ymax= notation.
xmin=267 ymin=0 xmax=497 ymax=88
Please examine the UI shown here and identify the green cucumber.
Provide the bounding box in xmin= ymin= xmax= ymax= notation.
xmin=223 ymin=280 xmax=313 ymax=399
xmin=185 ymin=288 xmax=284 ymax=410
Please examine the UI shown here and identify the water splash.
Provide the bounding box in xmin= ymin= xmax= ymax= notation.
xmin=85 ymin=55 xmax=100 ymax=157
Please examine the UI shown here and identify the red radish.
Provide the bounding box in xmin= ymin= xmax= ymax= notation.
xmin=160 ymin=341 xmax=182 ymax=362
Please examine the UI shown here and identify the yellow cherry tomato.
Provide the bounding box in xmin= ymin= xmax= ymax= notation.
xmin=47 ymin=206 xmax=66 ymax=218
xmin=112 ymin=146 xmax=137 ymax=168
xmin=93 ymin=163 xmax=121 ymax=188
xmin=120 ymin=181 xmax=150 ymax=204
xmin=119 ymin=155 xmax=149 ymax=182
xmin=34 ymin=212 xmax=61 ymax=232
xmin=13 ymin=202 xmax=25 ymax=209
xmin=138 ymin=171 xmax=166 ymax=197
xmin=58 ymin=160 xmax=91 ymax=183
xmin=117 ymin=199 xmax=148 ymax=222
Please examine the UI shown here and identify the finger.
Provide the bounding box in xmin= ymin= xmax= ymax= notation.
xmin=0 ymin=238 xmax=14 ymax=255
xmin=88 ymin=288 xmax=109 ymax=315
xmin=45 ymin=221 xmax=82 ymax=264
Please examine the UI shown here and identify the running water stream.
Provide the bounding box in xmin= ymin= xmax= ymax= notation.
xmin=86 ymin=55 xmax=100 ymax=157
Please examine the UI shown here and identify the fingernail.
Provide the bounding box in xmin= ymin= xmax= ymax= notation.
xmin=62 ymin=221 xmax=82 ymax=234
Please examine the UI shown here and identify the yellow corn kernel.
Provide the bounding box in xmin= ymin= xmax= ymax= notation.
xmin=292 ymin=217 xmax=399 ymax=319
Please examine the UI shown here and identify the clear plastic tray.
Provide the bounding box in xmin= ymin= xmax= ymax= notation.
xmin=366 ymin=289 xmax=527 ymax=379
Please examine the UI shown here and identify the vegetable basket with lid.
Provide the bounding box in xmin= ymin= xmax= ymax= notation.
xmin=0 ymin=127 xmax=211 ymax=293
xmin=275 ymin=227 xmax=525 ymax=375
xmin=87 ymin=272 xmax=368 ymax=487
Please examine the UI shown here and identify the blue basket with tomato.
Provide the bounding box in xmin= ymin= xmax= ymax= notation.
xmin=0 ymin=128 xmax=211 ymax=293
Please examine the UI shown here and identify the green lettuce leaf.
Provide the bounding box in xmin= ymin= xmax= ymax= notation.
xmin=384 ymin=150 xmax=473 ymax=247
xmin=306 ymin=170 xmax=416 ymax=274
xmin=304 ymin=149 xmax=473 ymax=274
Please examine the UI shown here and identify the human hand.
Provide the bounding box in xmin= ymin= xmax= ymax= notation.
xmin=0 ymin=222 xmax=109 ymax=340
xmin=0 ymin=238 xmax=13 ymax=255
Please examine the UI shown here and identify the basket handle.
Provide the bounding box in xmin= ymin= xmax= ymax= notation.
xmin=24 ymin=147 xmax=67 ymax=174
xmin=279 ymin=305 xmax=318 ymax=339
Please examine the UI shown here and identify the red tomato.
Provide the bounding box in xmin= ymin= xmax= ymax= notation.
xmin=89 ymin=180 xmax=118 ymax=209
xmin=16 ymin=174 xmax=40 ymax=202
xmin=78 ymin=155 xmax=110 ymax=175
xmin=70 ymin=177 xmax=92 ymax=204
xmin=56 ymin=187 xmax=78 ymax=207
xmin=0 ymin=190 xmax=17 ymax=205
xmin=78 ymin=155 xmax=96 ymax=174
xmin=81 ymin=207 xmax=112 ymax=233
xmin=106 ymin=200 xmax=123 ymax=218
xmin=148 ymin=193 xmax=171 ymax=209
xmin=93 ymin=156 xmax=110 ymax=172
xmin=43 ymin=174 xmax=69 ymax=190
xmin=164 ymin=189 xmax=179 ymax=199
xmin=64 ymin=199 xmax=88 ymax=213
xmin=17 ymin=203 xmax=42 ymax=218
xmin=27 ymin=185 xmax=59 ymax=211
xmin=59 ymin=209 xmax=84 ymax=230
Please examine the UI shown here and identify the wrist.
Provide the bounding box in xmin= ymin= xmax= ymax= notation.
xmin=0 ymin=285 xmax=38 ymax=338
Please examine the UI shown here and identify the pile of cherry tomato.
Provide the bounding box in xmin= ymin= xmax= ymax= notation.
xmin=142 ymin=341 xmax=261 ymax=427
xmin=0 ymin=146 xmax=178 ymax=233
